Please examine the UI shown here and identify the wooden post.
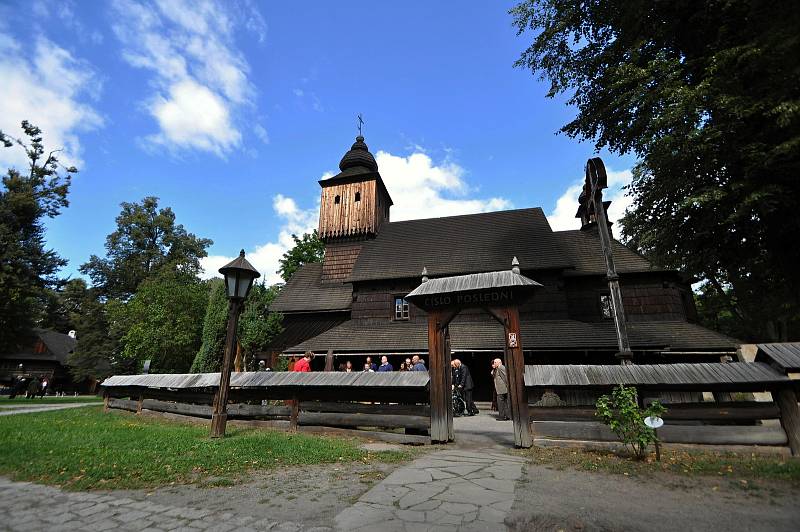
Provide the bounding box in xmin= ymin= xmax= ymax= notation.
xmin=234 ymin=341 xmax=242 ymax=372
xmin=136 ymin=393 xmax=144 ymax=415
xmin=289 ymin=396 xmax=299 ymax=432
xmin=210 ymin=299 xmax=243 ymax=438
xmin=775 ymin=387 xmax=800 ymax=456
xmin=502 ymin=307 xmax=532 ymax=448
xmin=586 ymin=158 xmax=633 ymax=364
xmin=428 ymin=310 xmax=456 ymax=443
xmin=103 ymin=390 xmax=109 ymax=413
xmin=324 ymin=349 xmax=335 ymax=372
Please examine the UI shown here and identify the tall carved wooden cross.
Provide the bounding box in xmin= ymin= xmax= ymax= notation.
xmin=580 ymin=157 xmax=634 ymax=364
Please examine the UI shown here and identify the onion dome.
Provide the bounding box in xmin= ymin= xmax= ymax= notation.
xmin=339 ymin=135 xmax=378 ymax=172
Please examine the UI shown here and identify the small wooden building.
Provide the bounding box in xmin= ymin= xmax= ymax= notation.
xmin=266 ymin=136 xmax=737 ymax=397
xmin=0 ymin=329 xmax=78 ymax=393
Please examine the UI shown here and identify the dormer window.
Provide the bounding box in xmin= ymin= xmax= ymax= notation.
xmin=334 ymin=195 xmax=341 ymax=204
xmin=355 ymin=191 xmax=361 ymax=202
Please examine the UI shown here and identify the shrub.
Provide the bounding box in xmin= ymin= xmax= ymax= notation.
xmin=595 ymin=385 xmax=666 ymax=459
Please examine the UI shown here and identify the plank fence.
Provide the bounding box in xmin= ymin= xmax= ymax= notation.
xmin=525 ymin=363 xmax=800 ymax=455
xmin=102 ymin=371 xmax=431 ymax=444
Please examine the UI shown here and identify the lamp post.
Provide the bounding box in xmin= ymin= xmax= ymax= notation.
xmin=210 ymin=249 xmax=260 ymax=438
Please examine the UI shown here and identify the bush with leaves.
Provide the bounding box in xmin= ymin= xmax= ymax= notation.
xmin=595 ymin=385 xmax=666 ymax=459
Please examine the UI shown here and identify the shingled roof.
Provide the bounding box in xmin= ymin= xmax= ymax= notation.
xmin=285 ymin=317 xmax=738 ymax=354
xmin=556 ymin=229 xmax=655 ymax=275
xmin=350 ymin=208 xmax=573 ymax=282
xmin=348 ymin=208 xmax=658 ymax=282
xmin=0 ymin=329 xmax=77 ymax=364
xmin=270 ymin=263 xmax=352 ymax=313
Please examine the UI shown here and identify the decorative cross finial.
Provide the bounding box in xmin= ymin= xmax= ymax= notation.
xmin=421 ymin=266 xmax=429 ymax=283
xmin=357 ymin=114 xmax=364 ymax=136
xmin=511 ymin=257 xmax=520 ymax=274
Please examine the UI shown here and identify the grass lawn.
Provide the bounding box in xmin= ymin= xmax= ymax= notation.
xmin=0 ymin=395 xmax=103 ymax=405
xmin=0 ymin=406 xmax=411 ymax=491
xmin=519 ymin=445 xmax=800 ymax=485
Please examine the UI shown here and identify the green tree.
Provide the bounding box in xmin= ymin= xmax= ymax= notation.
xmin=108 ymin=272 xmax=209 ymax=373
xmin=238 ymin=283 xmax=283 ymax=370
xmin=65 ymin=280 xmax=119 ymax=382
xmin=277 ymin=230 xmax=324 ymax=282
xmin=80 ymin=197 xmax=212 ymax=299
xmin=190 ymin=281 xmax=283 ymax=373
xmin=190 ymin=279 xmax=228 ymax=373
xmin=511 ymin=0 xmax=800 ymax=340
xmin=0 ymin=121 xmax=75 ymax=352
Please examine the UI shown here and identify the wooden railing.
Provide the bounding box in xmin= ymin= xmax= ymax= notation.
xmin=102 ymin=372 xmax=431 ymax=444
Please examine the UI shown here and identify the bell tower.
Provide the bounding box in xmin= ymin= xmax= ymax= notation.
xmin=318 ymin=135 xmax=393 ymax=283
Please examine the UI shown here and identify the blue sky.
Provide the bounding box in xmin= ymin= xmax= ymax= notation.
xmin=0 ymin=0 xmax=636 ymax=284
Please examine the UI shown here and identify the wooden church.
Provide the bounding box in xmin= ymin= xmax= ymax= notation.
xmin=266 ymin=135 xmax=737 ymax=396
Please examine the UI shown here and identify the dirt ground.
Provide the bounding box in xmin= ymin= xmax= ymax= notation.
xmin=106 ymin=460 xmax=401 ymax=529
xmin=507 ymin=463 xmax=800 ymax=532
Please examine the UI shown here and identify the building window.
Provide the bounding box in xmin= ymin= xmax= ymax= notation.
xmin=334 ymin=195 xmax=341 ymax=204
xmin=599 ymin=294 xmax=612 ymax=319
xmin=355 ymin=191 xmax=361 ymax=202
xmin=394 ymin=297 xmax=409 ymax=320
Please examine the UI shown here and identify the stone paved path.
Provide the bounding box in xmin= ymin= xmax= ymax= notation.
xmin=0 ymin=403 xmax=95 ymax=416
xmin=334 ymin=449 xmax=525 ymax=531
xmin=0 ymin=478 xmax=321 ymax=532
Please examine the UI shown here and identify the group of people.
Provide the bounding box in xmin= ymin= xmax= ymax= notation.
xmin=288 ymin=351 xmax=512 ymax=421
xmin=8 ymin=375 xmax=49 ymax=399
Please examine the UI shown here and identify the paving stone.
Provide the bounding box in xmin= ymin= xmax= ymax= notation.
xmin=93 ymin=519 xmax=123 ymax=531
xmin=408 ymin=499 xmax=442 ymax=512
xmin=438 ymin=501 xmax=478 ymax=515
xmin=116 ymin=509 xmax=153 ymax=523
xmin=383 ymin=468 xmax=432 ymax=485
xmin=477 ymin=505 xmax=506 ymax=523
xmin=469 ymin=476 xmax=516 ymax=493
xmin=395 ymin=509 xmax=426 ymax=522
xmin=272 ymin=522 xmax=302 ymax=532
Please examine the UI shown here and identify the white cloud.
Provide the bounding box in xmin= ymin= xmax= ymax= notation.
xmin=547 ymin=167 xmax=633 ymax=231
xmin=202 ymin=147 xmax=513 ymax=282
xmin=0 ymin=34 xmax=103 ymax=170
xmin=111 ymin=0 xmax=262 ymax=156
xmin=201 ymin=195 xmax=318 ymax=284
xmin=374 ymin=150 xmax=511 ymax=221
xmin=147 ymin=80 xmax=240 ymax=155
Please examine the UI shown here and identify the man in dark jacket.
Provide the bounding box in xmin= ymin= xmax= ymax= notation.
xmin=453 ymin=359 xmax=478 ymax=415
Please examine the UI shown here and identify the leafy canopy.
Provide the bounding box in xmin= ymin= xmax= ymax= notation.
xmin=80 ymin=196 xmax=212 ymax=299
xmin=277 ymin=230 xmax=324 ymax=282
xmin=0 ymin=121 xmax=75 ymax=351
xmin=511 ymin=0 xmax=800 ymax=340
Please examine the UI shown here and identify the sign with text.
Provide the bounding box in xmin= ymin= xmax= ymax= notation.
xmin=507 ymin=332 xmax=519 ymax=348
xmin=417 ymin=288 xmax=517 ymax=310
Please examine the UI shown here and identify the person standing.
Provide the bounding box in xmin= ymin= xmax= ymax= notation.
xmin=454 ymin=359 xmax=478 ymax=415
xmin=377 ymin=355 xmax=393 ymax=372
xmin=411 ymin=355 xmax=427 ymax=371
xmin=293 ymin=351 xmax=313 ymax=372
xmin=365 ymin=356 xmax=378 ymax=372
xmin=404 ymin=357 xmax=413 ymax=371
xmin=492 ymin=358 xmax=510 ymax=421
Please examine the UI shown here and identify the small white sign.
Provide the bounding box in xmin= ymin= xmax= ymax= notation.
xmin=644 ymin=416 xmax=664 ymax=429
xmin=507 ymin=332 xmax=518 ymax=348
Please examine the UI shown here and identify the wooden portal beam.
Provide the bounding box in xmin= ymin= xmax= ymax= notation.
xmin=428 ymin=310 xmax=455 ymax=443
xmin=500 ymin=306 xmax=532 ymax=448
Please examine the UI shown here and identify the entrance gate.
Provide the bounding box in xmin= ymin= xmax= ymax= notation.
xmin=406 ymin=260 xmax=541 ymax=447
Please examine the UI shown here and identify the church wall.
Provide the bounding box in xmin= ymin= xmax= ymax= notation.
xmin=565 ymin=272 xmax=690 ymax=322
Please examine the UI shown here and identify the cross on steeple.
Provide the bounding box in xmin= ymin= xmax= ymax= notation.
xmin=357 ymin=113 xmax=364 ymax=136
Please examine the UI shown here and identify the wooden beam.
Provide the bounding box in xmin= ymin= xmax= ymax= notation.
xmin=300 ymin=401 xmax=431 ymax=417
xmin=774 ymin=387 xmax=800 ymax=456
xmin=324 ymin=349 xmax=335 ymax=372
xmin=529 ymin=402 xmax=781 ymax=422
xmin=136 ymin=394 xmax=144 ymax=415
xmin=289 ymin=396 xmax=299 ymax=433
xmin=103 ymin=390 xmax=110 ymax=413
xmin=532 ymin=421 xmax=788 ymax=446
xmin=298 ymin=412 xmax=430 ymax=430
xmin=502 ymin=306 xmax=532 ymax=448
xmin=428 ymin=311 xmax=453 ymax=443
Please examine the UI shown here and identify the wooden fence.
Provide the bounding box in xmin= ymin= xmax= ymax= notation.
xmin=525 ymin=363 xmax=800 ymax=454
xmin=102 ymin=371 xmax=431 ymax=444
